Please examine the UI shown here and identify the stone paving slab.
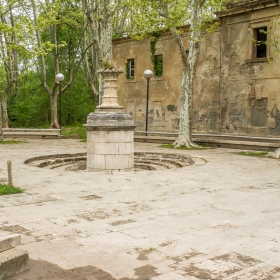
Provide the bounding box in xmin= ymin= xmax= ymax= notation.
xmin=0 ymin=139 xmax=280 ymax=279
xmin=0 ymin=232 xmax=21 ymax=253
xmin=0 ymin=248 xmax=29 ymax=279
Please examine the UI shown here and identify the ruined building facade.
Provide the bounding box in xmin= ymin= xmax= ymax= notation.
xmin=113 ymin=0 xmax=280 ymax=137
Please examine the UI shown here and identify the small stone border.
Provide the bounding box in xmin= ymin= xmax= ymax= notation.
xmin=24 ymin=152 xmax=197 ymax=171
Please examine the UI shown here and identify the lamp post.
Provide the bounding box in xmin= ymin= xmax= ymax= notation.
xmin=55 ymin=73 xmax=64 ymax=134
xmin=143 ymin=69 xmax=153 ymax=136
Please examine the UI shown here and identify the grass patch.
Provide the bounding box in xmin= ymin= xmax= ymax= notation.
xmin=234 ymin=151 xmax=268 ymax=157
xmin=159 ymin=143 xmax=211 ymax=150
xmin=62 ymin=124 xmax=86 ymax=141
xmin=0 ymin=184 xmax=23 ymax=196
xmin=0 ymin=140 xmax=26 ymax=144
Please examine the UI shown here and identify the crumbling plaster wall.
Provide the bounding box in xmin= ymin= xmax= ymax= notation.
xmin=113 ymin=29 xmax=221 ymax=133
xmin=193 ymin=29 xmax=221 ymax=133
xmin=219 ymin=6 xmax=280 ymax=136
xmin=113 ymin=4 xmax=280 ymax=136
xmin=113 ymin=33 xmax=186 ymax=132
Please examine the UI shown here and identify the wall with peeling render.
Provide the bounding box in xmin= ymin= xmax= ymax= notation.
xmin=113 ymin=2 xmax=280 ymax=137
xmin=218 ymin=3 xmax=280 ymax=137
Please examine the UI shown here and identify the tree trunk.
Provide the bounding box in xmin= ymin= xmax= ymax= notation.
xmin=0 ymin=98 xmax=3 ymax=141
xmin=172 ymin=0 xmax=203 ymax=148
xmin=81 ymin=30 xmax=99 ymax=103
xmin=0 ymin=2 xmax=18 ymax=130
xmin=84 ymin=1 xmax=102 ymax=66
xmin=32 ymin=0 xmax=57 ymax=128
xmin=100 ymin=16 xmax=113 ymax=61
xmin=99 ymin=11 xmax=113 ymax=105
xmin=171 ymin=30 xmax=200 ymax=148
xmin=1 ymin=94 xmax=9 ymax=128
xmin=173 ymin=64 xmax=194 ymax=147
xmin=50 ymin=93 xmax=60 ymax=128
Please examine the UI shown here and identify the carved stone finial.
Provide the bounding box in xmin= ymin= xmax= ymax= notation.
xmin=96 ymin=68 xmax=124 ymax=112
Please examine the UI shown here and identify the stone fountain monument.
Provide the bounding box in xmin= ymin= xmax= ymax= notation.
xmin=84 ymin=68 xmax=136 ymax=172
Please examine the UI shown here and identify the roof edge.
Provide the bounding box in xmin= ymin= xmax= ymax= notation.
xmin=216 ymin=0 xmax=279 ymax=18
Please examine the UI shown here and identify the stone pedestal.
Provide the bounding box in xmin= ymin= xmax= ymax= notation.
xmin=84 ymin=68 xmax=136 ymax=172
xmin=85 ymin=112 xmax=136 ymax=172
xmin=95 ymin=69 xmax=125 ymax=112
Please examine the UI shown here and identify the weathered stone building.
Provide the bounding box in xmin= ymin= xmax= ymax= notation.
xmin=113 ymin=0 xmax=280 ymax=137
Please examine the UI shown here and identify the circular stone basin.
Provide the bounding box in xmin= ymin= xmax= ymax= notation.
xmin=24 ymin=152 xmax=196 ymax=171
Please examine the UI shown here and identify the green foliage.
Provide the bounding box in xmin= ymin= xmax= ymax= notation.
xmin=234 ymin=151 xmax=268 ymax=157
xmin=0 ymin=184 xmax=23 ymax=196
xmin=153 ymin=56 xmax=163 ymax=77
xmin=0 ymin=140 xmax=26 ymax=144
xmin=206 ymin=22 xmax=219 ymax=34
xmin=256 ymin=17 xmax=280 ymax=62
xmin=125 ymin=62 xmax=130 ymax=79
xmin=102 ymin=60 xmax=111 ymax=69
xmin=112 ymin=33 xmax=125 ymax=39
xmin=101 ymin=60 xmax=117 ymax=69
xmin=150 ymin=31 xmax=161 ymax=54
xmin=62 ymin=124 xmax=86 ymax=141
xmin=123 ymin=0 xmax=225 ymax=40
xmin=150 ymin=31 xmax=163 ymax=77
xmin=1 ymin=0 xmax=94 ymax=130
xmin=159 ymin=143 xmax=211 ymax=150
xmin=8 ymin=68 xmax=94 ymax=128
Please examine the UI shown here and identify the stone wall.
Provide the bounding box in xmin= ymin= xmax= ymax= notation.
xmin=113 ymin=1 xmax=280 ymax=137
xmin=218 ymin=2 xmax=280 ymax=136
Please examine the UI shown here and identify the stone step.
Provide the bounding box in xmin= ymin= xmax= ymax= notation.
xmin=134 ymin=135 xmax=280 ymax=151
xmin=0 ymin=233 xmax=21 ymax=253
xmin=3 ymin=131 xmax=62 ymax=139
xmin=0 ymin=248 xmax=29 ymax=279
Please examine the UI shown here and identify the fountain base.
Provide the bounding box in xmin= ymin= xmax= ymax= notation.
xmin=84 ymin=111 xmax=136 ymax=172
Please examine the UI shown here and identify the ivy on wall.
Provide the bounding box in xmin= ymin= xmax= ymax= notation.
xmin=125 ymin=62 xmax=130 ymax=79
xmin=150 ymin=31 xmax=163 ymax=77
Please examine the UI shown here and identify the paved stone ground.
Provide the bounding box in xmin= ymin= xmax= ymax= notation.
xmin=0 ymin=139 xmax=280 ymax=280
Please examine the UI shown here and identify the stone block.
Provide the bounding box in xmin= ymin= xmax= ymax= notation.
xmin=87 ymin=155 xmax=105 ymax=170
xmin=95 ymin=131 xmax=109 ymax=143
xmin=85 ymin=112 xmax=134 ymax=127
xmin=0 ymin=233 xmax=21 ymax=253
xmin=118 ymin=143 xmax=134 ymax=154
xmin=87 ymin=143 xmax=95 ymax=154
xmin=128 ymin=153 xmax=134 ymax=168
xmin=105 ymin=155 xmax=129 ymax=170
xmin=98 ymin=130 xmax=133 ymax=143
xmin=87 ymin=131 xmax=99 ymax=143
xmin=85 ymin=111 xmax=135 ymax=171
xmin=90 ymin=143 xmax=119 ymax=155
xmin=0 ymin=248 xmax=29 ymax=279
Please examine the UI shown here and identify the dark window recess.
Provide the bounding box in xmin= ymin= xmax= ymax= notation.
xmin=126 ymin=59 xmax=135 ymax=79
xmin=153 ymin=55 xmax=163 ymax=76
xmin=255 ymin=27 xmax=267 ymax=58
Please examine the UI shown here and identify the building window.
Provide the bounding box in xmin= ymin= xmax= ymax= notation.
xmin=126 ymin=59 xmax=135 ymax=79
xmin=254 ymin=27 xmax=267 ymax=58
xmin=153 ymin=54 xmax=163 ymax=77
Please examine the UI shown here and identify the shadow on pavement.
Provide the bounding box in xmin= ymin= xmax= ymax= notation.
xmin=11 ymin=259 xmax=116 ymax=280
